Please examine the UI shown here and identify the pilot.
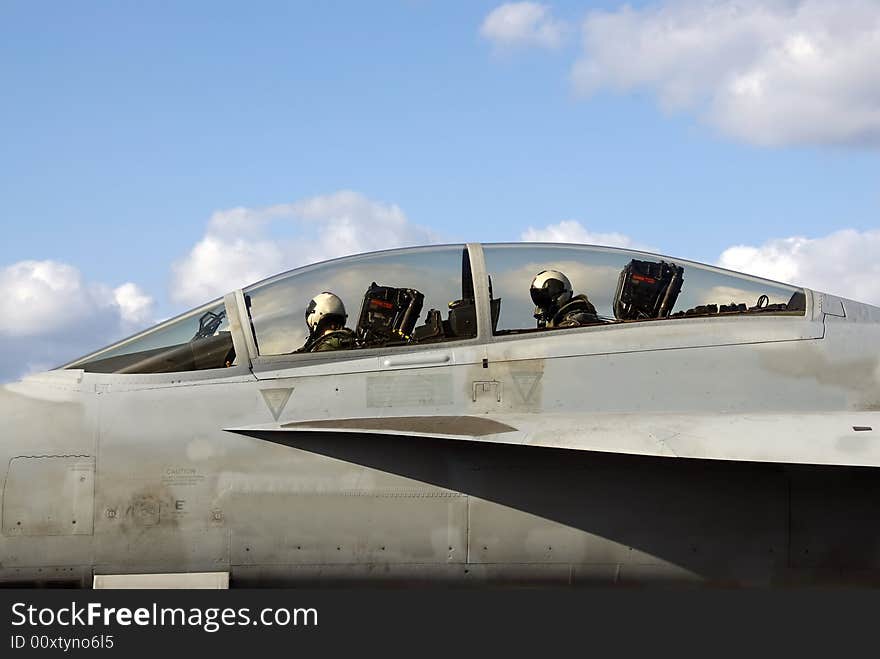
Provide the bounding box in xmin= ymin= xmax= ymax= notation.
xmin=530 ymin=270 xmax=601 ymax=329
xmin=297 ymin=292 xmax=358 ymax=352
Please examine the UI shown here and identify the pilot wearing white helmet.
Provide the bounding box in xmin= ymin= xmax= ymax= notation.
xmin=529 ymin=270 xmax=601 ymax=329
xmin=297 ymin=292 xmax=358 ymax=352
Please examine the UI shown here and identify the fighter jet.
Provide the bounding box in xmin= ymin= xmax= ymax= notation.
xmin=2 ymin=242 xmax=879 ymax=587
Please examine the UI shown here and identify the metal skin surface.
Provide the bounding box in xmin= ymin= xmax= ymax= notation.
xmin=1 ymin=243 xmax=879 ymax=588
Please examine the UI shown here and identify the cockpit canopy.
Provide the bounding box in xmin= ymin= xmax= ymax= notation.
xmin=245 ymin=245 xmax=475 ymax=355
xmin=482 ymin=244 xmax=804 ymax=335
xmin=65 ymin=243 xmax=806 ymax=375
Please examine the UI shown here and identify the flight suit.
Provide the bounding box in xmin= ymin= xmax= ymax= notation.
xmin=308 ymin=328 xmax=358 ymax=352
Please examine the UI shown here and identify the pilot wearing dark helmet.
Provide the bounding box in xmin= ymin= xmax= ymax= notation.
xmin=297 ymin=292 xmax=358 ymax=352
xmin=530 ymin=270 xmax=601 ymax=329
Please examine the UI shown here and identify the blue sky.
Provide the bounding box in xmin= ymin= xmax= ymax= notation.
xmin=1 ymin=1 xmax=879 ymax=379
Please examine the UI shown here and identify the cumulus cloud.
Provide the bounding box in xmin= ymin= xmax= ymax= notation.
xmin=0 ymin=261 xmax=93 ymax=337
xmin=171 ymin=190 xmax=440 ymax=306
xmin=113 ymin=282 xmax=154 ymax=327
xmin=718 ymin=229 xmax=880 ymax=304
xmin=481 ymin=2 xmax=568 ymax=50
xmin=0 ymin=260 xmax=155 ymax=381
xmin=521 ymin=219 xmax=653 ymax=250
xmin=571 ymin=0 xmax=880 ymax=147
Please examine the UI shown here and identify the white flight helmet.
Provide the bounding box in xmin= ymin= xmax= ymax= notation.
xmin=530 ymin=270 xmax=573 ymax=311
xmin=305 ymin=292 xmax=347 ymax=333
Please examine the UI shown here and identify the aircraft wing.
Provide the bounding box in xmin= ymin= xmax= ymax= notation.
xmin=225 ymin=411 xmax=880 ymax=468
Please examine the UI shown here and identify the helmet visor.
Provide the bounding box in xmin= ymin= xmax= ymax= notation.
xmin=530 ymin=278 xmax=566 ymax=307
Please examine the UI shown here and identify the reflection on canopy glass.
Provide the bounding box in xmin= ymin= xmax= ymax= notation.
xmin=66 ymin=301 xmax=236 ymax=374
xmin=245 ymin=245 xmax=476 ymax=355
xmin=484 ymin=244 xmax=805 ymax=334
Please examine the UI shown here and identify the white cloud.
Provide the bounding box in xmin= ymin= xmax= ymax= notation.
xmin=481 ymin=2 xmax=567 ymax=50
xmin=0 ymin=260 xmax=155 ymax=381
xmin=520 ymin=219 xmax=653 ymax=250
xmin=571 ymin=0 xmax=880 ymax=147
xmin=171 ymin=190 xmax=440 ymax=306
xmin=717 ymin=229 xmax=880 ymax=304
xmin=0 ymin=261 xmax=93 ymax=337
xmin=113 ymin=282 xmax=155 ymax=327
xmin=172 ymin=233 xmax=285 ymax=307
